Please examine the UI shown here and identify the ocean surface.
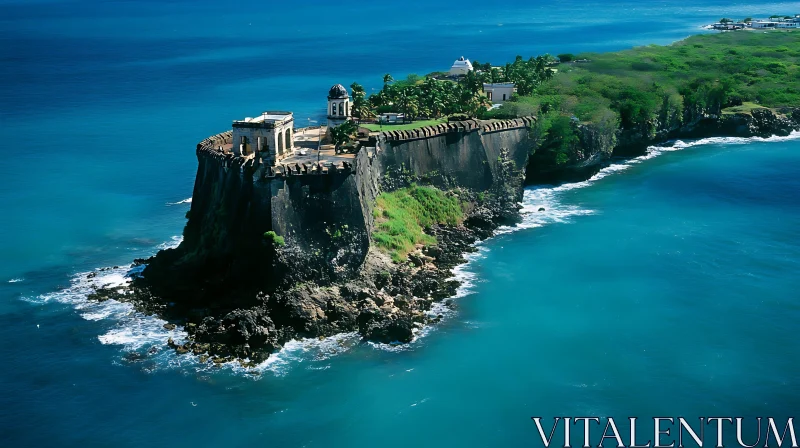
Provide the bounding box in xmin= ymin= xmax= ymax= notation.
xmin=2 ymin=0 xmax=800 ymax=446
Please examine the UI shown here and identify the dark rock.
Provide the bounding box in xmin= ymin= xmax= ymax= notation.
xmin=360 ymin=315 xmax=415 ymax=344
xmin=124 ymin=352 xmax=144 ymax=362
xmin=163 ymin=323 xmax=176 ymax=331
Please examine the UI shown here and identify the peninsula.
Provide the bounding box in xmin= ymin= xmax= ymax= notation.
xmin=94 ymin=31 xmax=800 ymax=365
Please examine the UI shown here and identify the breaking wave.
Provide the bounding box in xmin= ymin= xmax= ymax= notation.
xmin=167 ymin=197 xmax=192 ymax=205
xmin=157 ymin=236 xmax=183 ymax=250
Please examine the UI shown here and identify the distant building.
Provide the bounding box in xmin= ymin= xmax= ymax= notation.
xmin=483 ymin=82 xmax=516 ymax=103
xmin=378 ymin=112 xmax=405 ymax=124
xmin=712 ymin=22 xmax=746 ymax=30
xmin=750 ymin=16 xmax=800 ymax=28
xmin=751 ymin=21 xmax=777 ymax=28
xmin=232 ymin=111 xmax=294 ymax=166
xmin=449 ymin=56 xmax=474 ymax=76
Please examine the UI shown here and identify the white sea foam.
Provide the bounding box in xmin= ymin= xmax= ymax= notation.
xmin=32 ymin=263 xmax=188 ymax=351
xmin=8 ymin=278 xmax=23 ymax=283
xmin=157 ymin=235 xmax=183 ymax=250
xmin=246 ymin=332 xmax=360 ymax=377
xmin=167 ymin=197 xmax=192 ymax=205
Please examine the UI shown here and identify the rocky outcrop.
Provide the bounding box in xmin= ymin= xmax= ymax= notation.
xmin=528 ymin=106 xmax=800 ymax=182
xmin=110 ymin=118 xmax=534 ymax=362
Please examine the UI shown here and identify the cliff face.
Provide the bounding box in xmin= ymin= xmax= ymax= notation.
xmin=141 ymin=118 xmax=534 ymax=311
xmin=526 ymin=106 xmax=800 ymax=182
xmin=617 ymin=106 xmax=800 ymax=154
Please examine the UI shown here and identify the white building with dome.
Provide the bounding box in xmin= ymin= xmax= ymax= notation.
xmin=327 ymin=84 xmax=351 ymax=127
xmin=449 ymin=56 xmax=473 ymax=76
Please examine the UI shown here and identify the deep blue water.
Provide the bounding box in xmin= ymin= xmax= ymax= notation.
xmin=2 ymin=0 xmax=800 ymax=446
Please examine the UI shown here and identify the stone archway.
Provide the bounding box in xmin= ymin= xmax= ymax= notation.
xmin=284 ymin=128 xmax=292 ymax=152
xmin=277 ymin=130 xmax=284 ymax=155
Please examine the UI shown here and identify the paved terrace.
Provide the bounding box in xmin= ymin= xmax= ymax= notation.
xmin=199 ymin=127 xmax=355 ymax=169
xmin=282 ymin=126 xmax=356 ymax=166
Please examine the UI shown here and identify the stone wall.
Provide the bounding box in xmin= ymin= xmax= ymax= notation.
xmin=144 ymin=117 xmax=535 ymax=300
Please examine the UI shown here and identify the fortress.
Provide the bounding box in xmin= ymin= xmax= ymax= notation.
xmin=169 ymin=82 xmax=538 ymax=298
xmin=196 ymin=83 xmax=535 ymax=181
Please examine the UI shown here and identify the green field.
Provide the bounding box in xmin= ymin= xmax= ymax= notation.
xmin=721 ymin=101 xmax=769 ymax=115
xmin=361 ymin=118 xmax=447 ymax=132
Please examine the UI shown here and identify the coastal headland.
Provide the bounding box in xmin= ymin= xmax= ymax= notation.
xmin=92 ymin=31 xmax=800 ymax=366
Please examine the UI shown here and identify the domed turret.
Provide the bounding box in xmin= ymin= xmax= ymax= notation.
xmin=327 ymin=84 xmax=351 ymax=122
xmin=328 ymin=84 xmax=349 ymax=99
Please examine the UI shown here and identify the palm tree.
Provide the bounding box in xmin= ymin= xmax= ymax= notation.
xmin=350 ymin=82 xmax=371 ymax=123
xmin=396 ymin=87 xmax=419 ymax=122
xmin=383 ymin=74 xmax=394 ymax=86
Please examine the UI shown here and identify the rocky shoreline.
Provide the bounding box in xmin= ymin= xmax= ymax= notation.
xmin=87 ymin=190 xmax=520 ymax=366
xmin=86 ymin=106 xmax=800 ymax=367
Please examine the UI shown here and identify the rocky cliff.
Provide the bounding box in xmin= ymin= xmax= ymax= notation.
xmin=526 ymin=105 xmax=800 ymax=182
xmin=119 ymin=118 xmax=534 ymax=362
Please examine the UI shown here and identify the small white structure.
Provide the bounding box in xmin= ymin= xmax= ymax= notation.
xmin=327 ymin=84 xmax=351 ymax=127
xmin=483 ymin=82 xmax=516 ymax=103
xmin=751 ymin=17 xmax=800 ymax=28
xmin=449 ymin=56 xmax=474 ymax=76
xmin=232 ymin=111 xmax=294 ymax=165
xmin=378 ymin=112 xmax=405 ymax=124
xmin=751 ymin=21 xmax=776 ymax=28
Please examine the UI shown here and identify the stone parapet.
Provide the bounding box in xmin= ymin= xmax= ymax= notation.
xmin=377 ymin=117 xmax=535 ymax=142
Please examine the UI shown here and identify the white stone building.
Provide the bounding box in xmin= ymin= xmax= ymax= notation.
xmin=449 ymin=56 xmax=474 ymax=76
xmin=231 ymin=111 xmax=294 ymax=166
xmin=483 ymin=82 xmax=516 ymax=103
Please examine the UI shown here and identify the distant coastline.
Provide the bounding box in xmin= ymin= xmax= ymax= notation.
xmin=705 ymin=14 xmax=799 ymax=31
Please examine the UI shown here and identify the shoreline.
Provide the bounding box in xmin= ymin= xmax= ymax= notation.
xmin=41 ymin=30 xmax=800 ymax=370
xmin=72 ymin=129 xmax=800 ymax=373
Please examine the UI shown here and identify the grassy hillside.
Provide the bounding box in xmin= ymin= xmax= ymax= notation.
xmin=487 ymin=31 xmax=800 ymax=166
xmin=372 ymin=185 xmax=465 ymax=262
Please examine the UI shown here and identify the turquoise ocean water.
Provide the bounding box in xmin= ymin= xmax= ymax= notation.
xmin=2 ymin=0 xmax=800 ymax=446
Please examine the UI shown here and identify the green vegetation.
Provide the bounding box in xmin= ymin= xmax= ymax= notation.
xmin=263 ymin=231 xmax=285 ymax=247
xmin=487 ymin=31 xmax=800 ymax=166
xmin=361 ymin=118 xmax=447 ymax=132
xmin=353 ymin=56 xmax=554 ymax=126
xmin=721 ymin=101 xmax=769 ymax=115
xmin=372 ymin=185 xmax=465 ymax=262
xmin=350 ymin=82 xmax=372 ymax=122
xmin=329 ymin=119 xmax=359 ymax=151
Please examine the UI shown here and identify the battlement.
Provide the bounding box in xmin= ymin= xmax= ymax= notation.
xmin=195 ymin=116 xmax=534 ymax=181
xmin=378 ymin=117 xmax=535 ymax=142
xmin=197 ymin=142 xmax=354 ymax=179
xmin=197 ymin=130 xmax=233 ymax=151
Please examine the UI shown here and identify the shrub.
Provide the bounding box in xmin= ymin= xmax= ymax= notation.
xmin=263 ymin=231 xmax=285 ymax=247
